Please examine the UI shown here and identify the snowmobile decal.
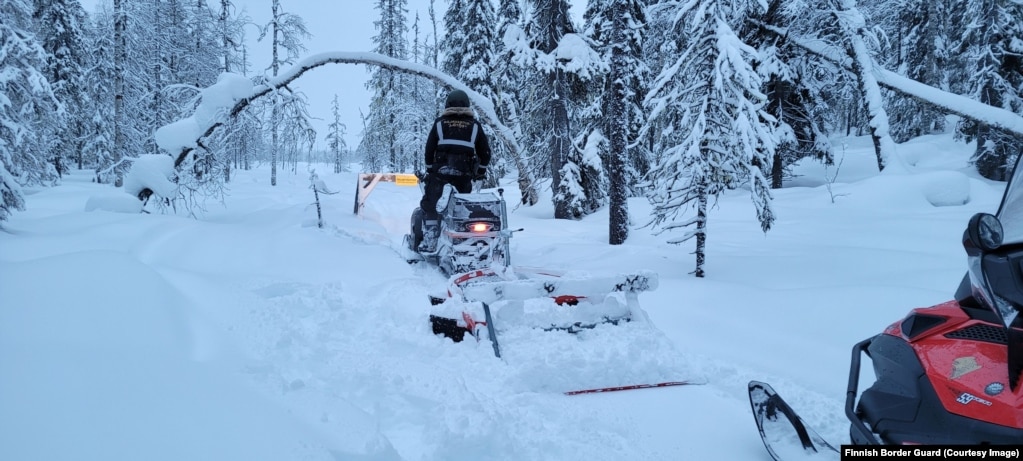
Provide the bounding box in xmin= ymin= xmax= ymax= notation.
xmin=950 ymin=356 xmax=981 ymax=379
xmin=955 ymin=392 xmax=993 ymax=406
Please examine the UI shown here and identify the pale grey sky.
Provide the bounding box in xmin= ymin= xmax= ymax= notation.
xmin=77 ymin=0 xmax=584 ymax=150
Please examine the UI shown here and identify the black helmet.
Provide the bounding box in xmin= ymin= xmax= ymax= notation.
xmin=445 ymin=90 xmax=470 ymax=108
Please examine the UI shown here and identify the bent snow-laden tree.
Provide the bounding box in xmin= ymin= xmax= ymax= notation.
xmin=832 ymin=0 xmax=898 ymax=172
xmin=752 ymin=0 xmax=1023 ymax=174
xmin=138 ymin=51 xmax=540 ymax=206
xmin=752 ymin=21 xmax=1023 ymax=141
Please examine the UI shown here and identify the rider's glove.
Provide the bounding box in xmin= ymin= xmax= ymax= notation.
xmin=474 ymin=166 xmax=487 ymax=180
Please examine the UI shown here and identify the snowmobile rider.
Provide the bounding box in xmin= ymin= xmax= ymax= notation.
xmin=418 ymin=89 xmax=491 ymax=249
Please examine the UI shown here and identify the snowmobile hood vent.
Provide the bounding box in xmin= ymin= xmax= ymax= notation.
xmin=900 ymin=313 xmax=947 ymax=340
xmin=945 ymin=323 xmax=1008 ymax=345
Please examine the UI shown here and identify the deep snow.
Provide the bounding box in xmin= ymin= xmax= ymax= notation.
xmin=0 ymin=126 xmax=1007 ymax=460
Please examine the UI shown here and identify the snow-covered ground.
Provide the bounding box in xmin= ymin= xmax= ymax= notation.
xmin=0 ymin=127 xmax=1005 ymax=460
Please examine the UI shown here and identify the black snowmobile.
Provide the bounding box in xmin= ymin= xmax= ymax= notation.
xmin=403 ymin=180 xmax=512 ymax=275
xmin=749 ymin=154 xmax=1023 ymax=459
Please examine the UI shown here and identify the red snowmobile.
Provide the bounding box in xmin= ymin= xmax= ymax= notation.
xmin=749 ymin=155 xmax=1023 ymax=459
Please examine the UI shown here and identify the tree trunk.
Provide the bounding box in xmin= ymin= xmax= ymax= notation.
xmin=220 ymin=0 xmax=230 ymax=72
xmin=694 ymin=185 xmax=707 ymax=278
xmin=606 ymin=13 xmax=629 ymax=244
xmin=771 ymin=151 xmax=783 ymax=189
xmin=113 ymin=0 xmax=125 ymax=185
xmin=551 ymin=69 xmax=571 ymax=219
xmin=270 ymin=0 xmax=280 ymax=186
xmin=271 ymin=103 xmax=278 ymax=186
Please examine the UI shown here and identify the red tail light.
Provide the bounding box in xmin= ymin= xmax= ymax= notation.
xmin=466 ymin=222 xmax=493 ymax=233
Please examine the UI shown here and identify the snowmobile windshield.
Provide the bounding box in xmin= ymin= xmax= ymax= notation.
xmin=996 ymin=155 xmax=1023 ymax=245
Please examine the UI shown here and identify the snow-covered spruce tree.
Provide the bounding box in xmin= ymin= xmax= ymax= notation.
xmin=936 ymin=0 xmax=970 ymax=96
xmin=586 ymin=0 xmax=652 ymax=183
xmin=440 ymin=0 xmax=467 ymax=78
xmin=326 ymin=95 xmax=349 ymax=173
xmin=457 ymin=0 xmax=498 ymax=125
xmin=645 ymin=0 xmax=775 ymax=277
xmin=362 ymin=0 xmax=411 ymax=173
xmin=80 ymin=8 xmax=115 ymax=173
xmin=954 ymin=0 xmax=1023 ymax=181
xmin=441 ymin=0 xmax=500 ymax=185
xmin=525 ymin=0 xmax=604 ymax=219
xmin=583 ymin=0 xmax=649 ymax=242
xmin=33 ymin=0 xmax=87 ymax=177
xmin=640 ymin=2 xmax=674 ymax=169
xmin=1 ymin=0 xmax=61 ymax=187
xmin=492 ymin=0 xmax=526 ymax=187
xmin=741 ymin=0 xmax=832 ymax=188
xmin=0 ymin=162 xmax=25 ymax=227
xmin=257 ymin=0 xmax=311 ymax=185
xmin=1 ymin=0 xmax=60 ymax=222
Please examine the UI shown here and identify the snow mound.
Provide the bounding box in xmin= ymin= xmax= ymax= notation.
xmin=85 ymin=192 xmax=143 ymax=213
xmin=122 ymin=154 xmax=177 ymax=199
xmin=918 ymin=171 xmax=970 ymax=207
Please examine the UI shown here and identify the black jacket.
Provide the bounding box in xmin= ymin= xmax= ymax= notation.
xmin=424 ymin=107 xmax=491 ymax=175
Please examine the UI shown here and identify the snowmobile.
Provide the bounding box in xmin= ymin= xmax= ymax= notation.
xmin=426 ymin=266 xmax=657 ymax=349
xmin=749 ymin=156 xmax=1023 ymax=460
xmin=403 ymin=181 xmax=512 ymax=275
xmin=401 ymin=178 xmax=658 ymax=350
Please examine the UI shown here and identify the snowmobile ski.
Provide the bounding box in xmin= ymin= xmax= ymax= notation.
xmin=482 ymin=301 xmax=500 ymax=358
xmin=748 ymin=381 xmax=837 ymax=461
xmin=429 ymin=302 xmax=501 ymax=358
